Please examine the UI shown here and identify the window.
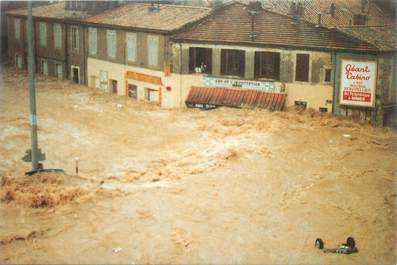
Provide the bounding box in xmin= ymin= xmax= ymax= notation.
xmin=107 ymin=30 xmax=116 ymax=58
xmin=128 ymin=84 xmax=137 ymax=99
xmin=221 ymin=49 xmax=245 ymax=77
xmin=324 ymin=69 xmax=332 ymax=82
xmin=295 ymin=54 xmax=309 ymax=82
xmin=40 ymin=60 xmax=48 ymax=76
xmin=15 ymin=18 xmax=21 ymax=40
xmin=39 ymin=22 xmax=47 ymax=47
xmin=71 ymin=26 xmax=79 ymax=51
xmin=53 ymin=23 xmax=62 ymax=49
xmin=147 ymin=35 xmax=158 ymax=66
xmin=88 ymin=27 xmax=97 ymax=55
xmin=15 ymin=54 xmax=23 ymax=69
xmin=353 ymin=14 xmax=367 ymax=25
xmin=254 ymin=51 xmax=280 ymax=80
xmin=126 ymin=32 xmax=136 ymax=62
xmin=56 ymin=64 xmax=63 ymax=79
xmin=189 ymin=47 xmax=212 ymax=74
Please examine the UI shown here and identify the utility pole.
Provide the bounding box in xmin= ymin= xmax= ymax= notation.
xmin=27 ymin=0 xmax=39 ymax=171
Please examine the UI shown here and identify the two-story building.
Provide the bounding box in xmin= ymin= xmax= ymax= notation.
xmin=83 ymin=2 xmax=212 ymax=107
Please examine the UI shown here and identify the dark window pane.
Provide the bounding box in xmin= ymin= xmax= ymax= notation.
xmin=221 ymin=49 xmax=245 ymax=77
xmin=325 ymin=69 xmax=331 ymax=82
xmin=254 ymin=51 xmax=280 ymax=80
xmin=295 ymin=54 xmax=309 ymax=82
xmin=189 ymin=47 xmax=212 ymax=74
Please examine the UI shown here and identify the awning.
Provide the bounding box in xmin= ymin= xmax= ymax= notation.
xmin=185 ymin=86 xmax=287 ymax=111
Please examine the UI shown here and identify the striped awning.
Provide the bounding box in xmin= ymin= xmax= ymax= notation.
xmin=186 ymin=87 xmax=287 ymax=111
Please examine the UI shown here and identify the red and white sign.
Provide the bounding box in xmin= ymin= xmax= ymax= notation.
xmin=339 ymin=59 xmax=377 ymax=107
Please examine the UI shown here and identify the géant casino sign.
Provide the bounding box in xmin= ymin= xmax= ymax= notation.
xmin=339 ymin=59 xmax=377 ymax=108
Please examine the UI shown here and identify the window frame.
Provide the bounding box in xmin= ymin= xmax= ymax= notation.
xmin=220 ymin=49 xmax=245 ymax=77
xmin=254 ymin=51 xmax=280 ymax=80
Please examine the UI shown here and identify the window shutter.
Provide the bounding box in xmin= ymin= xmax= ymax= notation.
xmin=107 ymin=30 xmax=116 ymax=58
xmin=15 ymin=18 xmax=20 ymax=40
xmin=295 ymin=54 xmax=310 ymax=82
xmin=89 ymin=28 xmax=97 ymax=55
xmin=126 ymin=32 xmax=136 ymax=62
xmin=39 ymin=22 xmax=47 ymax=47
xmin=148 ymin=35 xmax=158 ymax=66
xmin=53 ymin=23 xmax=62 ymax=49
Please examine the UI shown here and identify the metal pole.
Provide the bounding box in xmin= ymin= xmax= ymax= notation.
xmin=27 ymin=1 xmax=39 ymax=171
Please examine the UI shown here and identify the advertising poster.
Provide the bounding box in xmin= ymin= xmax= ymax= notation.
xmin=339 ymin=59 xmax=377 ymax=107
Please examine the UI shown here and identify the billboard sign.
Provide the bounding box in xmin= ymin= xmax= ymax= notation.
xmin=339 ymin=59 xmax=377 ymax=107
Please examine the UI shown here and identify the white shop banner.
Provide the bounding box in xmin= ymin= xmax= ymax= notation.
xmin=203 ymin=76 xmax=274 ymax=91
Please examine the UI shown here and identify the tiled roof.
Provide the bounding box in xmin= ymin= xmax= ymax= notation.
xmin=84 ymin=3 xmax=212 ymax=32
xmin=186 ymin=86 xmax=287 ymax=110
xmin=172 ymin=3 xmax=378 ymax=52
xmin=262 ymin=0 xmax=396 ymax=51
xmin=6 ymin=2 xmax=65 ymax=19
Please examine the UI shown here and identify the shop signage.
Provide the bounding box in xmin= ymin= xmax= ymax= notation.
xmin=125 ymin=71 xmax=162 ymax=85
xmin=203 ymin=76 xmax=274 ymax=91
xmin=339 ymin=59 xmax=377 ymax=107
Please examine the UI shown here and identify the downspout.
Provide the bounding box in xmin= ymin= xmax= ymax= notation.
xmin=332 ymin=50 xmax=337 ymax=115
xmin=179 ymin=42 xmax=183 ymax=107
xmin=64 ymin=23 xmax=68 ymax=79
xmin=82 ymin=24 xmax=86 ymax=85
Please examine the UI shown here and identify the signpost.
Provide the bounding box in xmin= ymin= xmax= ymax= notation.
xmin=339 ymin=59 xmax=377 ymax=107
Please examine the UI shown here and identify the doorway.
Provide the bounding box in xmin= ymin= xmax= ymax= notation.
xmin=128 ymin=84 xmax=137 ymax=99
xmin=56 ymin=64 xmax=63 ymax=79
xmin=71 ymin=66 xmax=80 ymax=84
xmin=110 ymin=80 xmax=118 ymax=94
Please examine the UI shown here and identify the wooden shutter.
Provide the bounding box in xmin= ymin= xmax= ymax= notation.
xmin=126 ymin=32 xmax=136 ymax=62
xmin=295 ymin=54 xmax=309 ymax=82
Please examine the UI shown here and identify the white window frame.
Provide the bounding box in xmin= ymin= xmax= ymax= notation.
xmin=39 ymin=22 xmax=47 ymax=47
xmin=147 ymin=35 xmax=159 ymax=66
xmin=15 ymin=18 xmax=21 ymax=40
xmin=53 ymin=23 xmax=62 ymax=49
xmin=88 ymin=27 xmax=97 ymax=55
xmin=126 ymin=32 xmax=137 ymax=62
xmin=107 ymin=30 xmax=117 ymax=59
xmin=71 ymin=26 xmax=79 ymax=51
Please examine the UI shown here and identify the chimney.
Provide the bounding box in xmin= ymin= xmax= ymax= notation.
xmin=330 ymin=3 xmax=335 ymax=17
xmin=297 ymin=2 xmax=304 ymax=17
xmin=317 ymin=12 xmax=322 ymax=26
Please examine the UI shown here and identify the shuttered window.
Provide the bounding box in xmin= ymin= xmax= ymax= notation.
xmin=107 ymin=30 xmax=117 ymax=58
xmin=15 ymin=18 xmax=21 ymax=40
xmin=221 ymin=49 xmax=245 ymax=77
xmin=254 ymin=51 xmax=280 ymax=80
xmin=88 ymin=27 xmax=97 ymax=55
xmin=39 ymin=22 xmax=47 ymax=47
xmin=53 ymin=23 xmax=62 ymax=49
xmin=295 ymin=54 xmax=309 ymax=82
xmin=71 ymin=26 xmax=79 ymax=51
xmin=147 ymin=35 xmax=158 ymax=66
xmin=126 ymin=32 xmax=136 ymax=62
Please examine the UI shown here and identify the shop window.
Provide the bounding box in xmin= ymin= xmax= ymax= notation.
xmin=254 ymin=51 xmax=280 ymax=80
xmin=353 ymin=14 xmax=367 ymax=25
xmin=128 ymin=84 xmax=137 ymax=99
xmin=189 ymin=47 xmax=212 ymax=74
xmin=221 ymin=49 xmax=245 ymax=77
xmin=295 ymin=54 xmax=309 ymax=82
xmin=71 ymin=26 xmax=79 ymax=51
xmin=324 ymin=69 xmax=332 ymax=82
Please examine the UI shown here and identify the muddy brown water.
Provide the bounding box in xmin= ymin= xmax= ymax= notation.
xmin=0 ymin=68 xmax=396 ymax=264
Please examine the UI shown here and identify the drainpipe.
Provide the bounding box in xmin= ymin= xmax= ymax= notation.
xmin=64 ymin=23 xmax=68 ymax=79
xmin=332 ymin=51 xmax=337 ymax=114
xmin=179 ymin=42 xmax=183 ymax=107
